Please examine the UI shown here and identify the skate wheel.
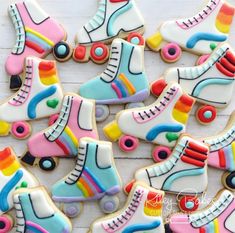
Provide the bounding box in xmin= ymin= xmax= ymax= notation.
xmin=95 ymin=105 xmax=110 ymax=122
xmin=125 ymin=102 xmax=145 ymax=109
xmin=90 ymin=43 xmax=109 ymax=63
xmin=196 ymin=105 xmax=217 ymax=124
xmin=222 ymin=171 xmax=235 ymax=191
xmin=73 ymin=45 xmax=87 ymax=62
xmin=10 ymin=75 xmax=22 ymax=90
xmin=11 ymin=121 xmax=31 ymax=139
xmin=178 ymin=196 xmax=199 ymax=212
xmin=151 ymin=79 xmax=168 ymax=97
xmin=99 ymin=195 xmax=119 ymax=214
xmin=152 ymin=146 xmax=171 ymax=163
xmin=48 ymin=114 xmax=59 ymax=126
xmin=0 ymin=215 xmax=13 ymax=233
xmin=39 ymin=157 xmax=57 ymax=171
xmin=53 ymin=41 xmax=72 ymax=61
xmin=127 ymin=32 xmax=145 ymax=46
xmin=119 ymin=135 xmax=139 ymax=152
xmin=63 ymin=202 xmax=82 ymax=218
xmin=196 ymin=54 xmax=210 ymax=65
xmin=161 ymin=43 xmax=182 ymax=63
xmin=165 ymin=224 xmax=173 ymax=233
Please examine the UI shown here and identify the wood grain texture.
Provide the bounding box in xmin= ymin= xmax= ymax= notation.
xmin=0 ymin=0 xmax=234 ymax=232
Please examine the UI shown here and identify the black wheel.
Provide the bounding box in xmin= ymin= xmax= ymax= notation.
xmin=39 ymin=157 xmax=57 ymax=171
xmin=53 ymin=41 xmax=72 ymax=61
xmin=10 ymin=75 xmax=22 ymax=90
xmin=165 ymin=223 xmax=173 ymax=233
xmin=224 ymin=171 xmax=235 ymax=191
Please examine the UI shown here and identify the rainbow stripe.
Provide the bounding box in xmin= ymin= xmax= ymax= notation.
xmin=218 ymin=142 xmax=235 ymax=171
xmin=111 ymin=73 xmax=136 ymax=98
xmin=144 ymin=191 xmax=163 ymax=217
xmin=39 ymin=61 xmax=59 ymax=85
xmin=200 ymin=218 xmax=220 ymax=233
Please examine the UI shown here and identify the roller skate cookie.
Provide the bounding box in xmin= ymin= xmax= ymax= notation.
xmin=73 ymin=0 xmax=145 ymax=64
xmin=103 ymin=82 xmax=195 ymax=161
xmin=151 ymin=43 xmax=235 ymax=124
xmin=6 ymin=0 xmax=72 ymax=90
xmin=147 ymin=0 xmax=234 ymax=63
xmin=13 ymin=186 xmax=72 ymax=233
xmin=88 ymin=181 xmax=164 ymax=233
xmin=79 ymin=37 xmax=149 ymax=122
xmin=52 ymin=138 xmax=122 ymax=218
xmin=0 ymin=147 xmax=39 ymax=233
xmin=21 ymin=93 xmax=98 ymax=171
xmin=0 ymin=57 xmax=63 ymax=140
xmin=165 ymin=189 xmax=235 ymax=233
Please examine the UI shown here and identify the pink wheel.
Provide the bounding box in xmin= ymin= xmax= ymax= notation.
xmin=127 ymin=32 xmax=145 ymax=46
xmin=178 ymin=196 xmax=199 ymax=213
xmin=73 ymin=44 xmax=87 ymax=62
xmin=196 ymin=54 xmax=210 ymax=65
xmin=0 ymin=215 xmax=13 ymax=233
xmin=152 ymin=146 xmax=171 ymax=163
xmin=48 ymin=114 xmax=59 ymax=126
xmin=196 ymin=105 xmax=217 ymax=124
xmin=11 ymin=121 xmax=31 ymax=139
xmin=90 ymin=43 xmax=109 ymax=63
xmin=161 ymin=43 xmax=182 ymax=63
xmin=118 ymin=135 xmax=139 ymax=152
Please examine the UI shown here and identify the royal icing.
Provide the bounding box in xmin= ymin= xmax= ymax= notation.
xmin=168 ymin=189 xmax=235 ymax=233
xmin=147 ymin=0 xmax=234 ymax=56
xmin=89 ymin=181 xmax=165 ymax=233
xmin=73 ymin=0 xmax=145 ymax=63
xmin=52 ymin=138 xmax=122 ymax=216
xmin=13 ymin=186 xmax=72 ymax=233
xmin=0 ymin=57 xmax=64 ymax=139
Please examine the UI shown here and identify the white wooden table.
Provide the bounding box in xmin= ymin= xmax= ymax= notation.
xmin=0 ymin=0 xmax=234 ymax=232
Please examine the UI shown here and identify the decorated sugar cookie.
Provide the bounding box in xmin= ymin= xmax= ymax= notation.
xmin=0 ymin=147 xmax=39 ymax=233
xmin=203 ymin=111 xmax=235 ymax=191
xmin=79 ymin=37 xmax=149 ymax=122
xmin=52 ymin=138 xmax=122 ymax=218
xmin=6 ymin=0 xmax=72 ymax=90
xmin=88 ymin=181 xmax=165 ymax=233
xmin=165 ymin=189 xmax=235 ymax=233
xmin=0 ymin=57 xmax=63 ymax=140
xmin=13 ymin=186 xmax=72 ymax=233
xmin=73 ymin=0 xmax=145 ymax=64
xmin=151 ymin=43 xmax=235 ymax=124
xmin=147 ymin=0 xmax=234 ymax=63
xmin=21 ymin=93 xmax=98 ymax=171
xmin=103 ymin=82 xmax=195 ymax=161
xmin=125 ymin=135 xmax=209 ymax=213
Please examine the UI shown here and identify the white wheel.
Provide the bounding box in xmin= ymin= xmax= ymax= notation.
xmin=125 ymin=102 xmax=145 ymax=109
xmin=99 ymin=195 xmax=119 ymax=214
xmin=63 ymin=202 xmax=83 ymax=218
xmin=95 ymin=105 xmax=110 ymax=122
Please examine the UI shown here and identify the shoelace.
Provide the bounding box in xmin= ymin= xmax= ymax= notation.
xmin=177 ymin=0 xmax=219 ymax=29
xmin=44 ymin=96 xmax=72 ymax=141
xmin=9 ymin=4 xmax=25 ymax=53
xmin=14 ymin=195 xmax=25 ymax=233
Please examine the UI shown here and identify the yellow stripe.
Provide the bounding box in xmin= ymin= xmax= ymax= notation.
xmin=40 ymin=75 xmax=59 ymax=85
xmin=172 ymin=109 xmax=188 ymax=124
xmin=2 ymin=160 xmax=20 ymax=176
xmin=65 ymin=126 xmax=78 ymax=148
xmin=119 ymin=73 xmax=136 ymax=95
xmin=231 ymin=142 xmax=235 ymax=164
xmin=25 ymin=27 xmax=54 ymax=46
xmin=214 ymin=218 xmax=219 ymax=233
xmin=215 ymin=20 xmax=231 ymax=33
xmin=76 ymin=181 xmax=89 ymax=197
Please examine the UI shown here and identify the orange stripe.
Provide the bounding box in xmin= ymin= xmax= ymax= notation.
xmin=39 ymin=67 xmax=56 ymax=76
xmin=0 ymin=155 xmax=15 ymax=170
xmin=174 ymin=101 xmax=192 ymax=113
xmin=119 ymin=73 xmax=136 ymax=95
xmin=80 ymin=177 xmax=94 ymax=197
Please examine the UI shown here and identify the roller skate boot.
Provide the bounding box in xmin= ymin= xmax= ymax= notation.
xmin=151 ymin=43 xmax=235 ymax=124
xmin=103 ymin=83 xmax=195 ymax=158
xmin=13 ymin=186 xmax=72 ymax=233
xmin=21 ymin=93 xmax=98 ymax=171
xmin=79 ymin=38 xmax=149 ymax=122
xmin=52 ymin=138 xmax=122 ymax=218
xmin=166 ymin=189 xmax=235 ymax=233
xmin=73 ymin=0 xmax=145 ymax=63
xmin=6 ymin=0 xmax=71 ymax=90
xmin=0 ymin=57 xmax=63 ymax=140
xmin=147 ymin=0 xmax=234 ymax=63
xmin=88 ymin=181 xmax=165 ymax=233
xmin=0 ymin=147 xmax=39 ymax=233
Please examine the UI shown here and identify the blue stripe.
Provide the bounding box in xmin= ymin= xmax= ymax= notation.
xmin=225 ymin=145 xmax=235 ymax=172
xmin=27 ymin=86 xmax=57 ymax=119
xmin=26 ymin=33 xmax=52 ymax=50
xmin=114 ymin=80 xmax=127 ymax=97
xmin=123 ymin=220 xmax=161 ymax=233
xmin=162 ymin=168 xmax=205 ymax=190
xmin=0 ymin=170 xmax=23 ymax=212
xmin=186 ymin=33 xmax=227 ymax=49
xmin=146 ymin=124 xmax=183 ymax=142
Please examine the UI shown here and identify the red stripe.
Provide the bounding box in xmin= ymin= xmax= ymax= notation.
xmin=179 ymin=94 xmax=194 ymax=107
xmin=199 ymin=227 xmax=206 ymax=233
xmin=188 ymin=142 xmax=208 ymax=154
xmin=225 ymin=51 xmax=235 ymax=64
xmin=220 ymin=57 xmax=235 ymax=72
xmin=181 ymin=155 xmax=205 ymax=167
xmin=218 ymin=149 xmax=226 ymax=168
xmin=55 ymin=139 xmax=69 ymax=155
xmin=0 ymin=147 xmax=11 ymax=160
xmin=25 ymin=40 xmax=44 ymax=54
xmin=216 ymin=62 xmax=234 ymax=77
xmin=39 ymin=61 xmax=55 ymax=71
xmin=185 ymin=148 xmax=207 ymax=161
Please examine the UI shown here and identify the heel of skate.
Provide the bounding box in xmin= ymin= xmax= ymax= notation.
xmin=103 ymin=120 xmax=122 ymax=142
